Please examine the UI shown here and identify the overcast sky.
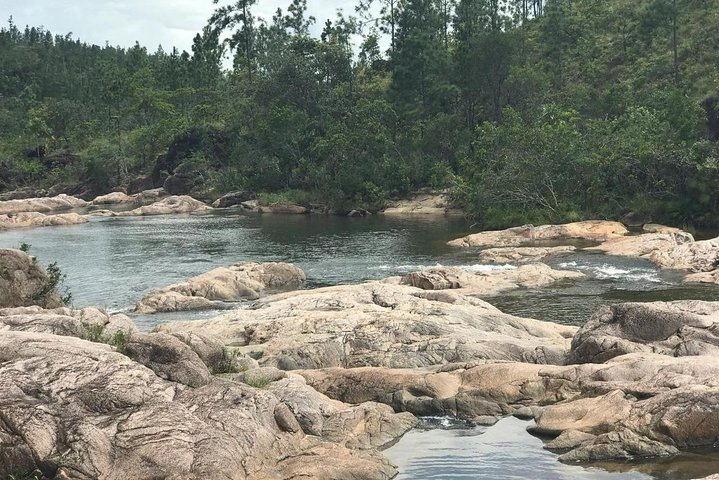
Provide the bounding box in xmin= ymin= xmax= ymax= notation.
xmin=1 ymin=0 xmax=362 ymax=53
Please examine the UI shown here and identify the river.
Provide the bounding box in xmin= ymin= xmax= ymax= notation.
xmin=2 ymin=211 xmax=719 ymax=479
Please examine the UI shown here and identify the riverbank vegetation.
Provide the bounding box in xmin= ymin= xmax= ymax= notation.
xmin=1 ymin=0 xmax=718 ymax=227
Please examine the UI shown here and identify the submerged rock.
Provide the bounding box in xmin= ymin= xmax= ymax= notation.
xmin=0 ymin=249 xmax=65 ymax=309
xmin=156 ymin=282 xmax=578 ymax=368
xmin=448 ymin=221 xmax=628 ymax=248
xmin=136 ymin=262 xmax=306 ymax=313
xmin=0 ymin=211 xmax=88 ymax=230
xmin=478 ymin=246 xmax=577 ymax=264
xmin=567 ymin=301 xmax=719 ymax=364
xmin=0 ymin=193 xmax=88 ymax=215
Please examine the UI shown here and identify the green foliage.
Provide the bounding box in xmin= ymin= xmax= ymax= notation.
xmin=243 ymin=376 xmax=271 ymax=389
xmin=211 ymin=349 xmax=247 ymax=375
xmin=19 ymin=243 xmax=31 ymax=254
xmin=2 ymin=0 xmax=719 ymax=228
xmin=82 ymin=324 xmax=131 ymax=354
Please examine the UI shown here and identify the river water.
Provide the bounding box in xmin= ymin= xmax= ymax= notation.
xmin=2 ymin=211 xmax=719 ymax=478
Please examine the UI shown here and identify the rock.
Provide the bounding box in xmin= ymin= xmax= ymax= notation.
xmin=478 ymin=246 xmax=577 ymax=264
xmin=0 ymin=330 xmax=405 ymax=479
xmin=0 ymin=249 xmax=65 ymax=309
xmin=300 ymin=361 xmax=580 ymax=421
xmin=643 ymin=224 xmax=683 ymax=234
xmin=167 ymin=331 xmax=227 ymax=372
xmin=91 ymin=191 xmax=135 ymax=205
xmin=381 ymin=191 xmax=462 ymax=216
xmin=124 ymin=332 xmax=213 ymax=387
xmin=116 ymin=195 xmax=210 ymax=216
xmin=0 ymin=194 xmax=88 ymax=215
xmin=558 ymin=429 xmax=679 ymax=462
xmin=266 ymin=374 xmax=418 ymax=449
xmin=544 ymin=429 xmax=597 ymax=450
xmin=448 ymin=221 xmax=629 ymax=248
xmin=212 ymin=190 xmax=257 ymax=208
xmin=136 ymin=262 xmax=306 ymax=314
xmin=163 ymin=172 xmax=202 ymax=195
xmin=586 ymin=231 xmax=695 ymax=263
xmin=0 ymin=211 xmax=88 ymax=230
xmin=685 ymin=269 xmax=719 ymax=284
xmin=620 ymin=211 xmax=653 ymax=228
xmin=649 ymin=236 xmax=719 ymax=272
xmin=155 ymin=282 xmax=578 ymax=369
xmin=567 ymin=301 xmax=719 ymax=364
xmin=258 ymin=203 xmax=308 ymax=214
xmin=0 ymin=305 xmax=137 ymax=339
xmin=399 ymin=264 xmax=584 ymax=297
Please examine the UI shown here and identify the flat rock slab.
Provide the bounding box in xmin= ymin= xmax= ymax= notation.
xmin=0 ymin=194 xmax=88 ymax=215
xmin=448 ymin=221 xmax=628 ymax=248
xmin=156 ymin=282 xmax=578 ymax=369
xmin=0 ymin=211 xmax=88 ymax=230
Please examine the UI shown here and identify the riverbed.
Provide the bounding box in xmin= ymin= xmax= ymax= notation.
xmin=2 ymin=211 xmax=719 ymax=479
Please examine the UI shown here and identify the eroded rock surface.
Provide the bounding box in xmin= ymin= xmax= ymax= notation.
xmin=448 ymin=221 xmax=628 ymax=248
xmin=0 ymin=330 xmax=408 ymax=480
xmin=156 ymin=282 xmax=578 ymax=368
xmin=212 ymin=190 xmax=257 ymax=208
xmin=0 ymin=194 xmax=88 ymax=215
xmin=136 ymin=262 xmax=306 ymax=313
xmin=0 ymin=211 xmax=88 ymax=230
xmin=0 ymin=305 xmax=136 ymax=338
xmin=567 ymin=301 xmax=719 ymax=364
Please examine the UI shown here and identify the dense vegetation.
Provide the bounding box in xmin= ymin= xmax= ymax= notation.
xmin=1 ymin=0 xmax=718 ymax=227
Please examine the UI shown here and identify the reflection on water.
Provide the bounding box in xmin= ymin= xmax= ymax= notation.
xmin=386 ymin=417 xmax=719 ymax=480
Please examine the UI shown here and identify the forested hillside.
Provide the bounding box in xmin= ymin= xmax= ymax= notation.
xmin=1 ymin=0 xmax=718 ymax=227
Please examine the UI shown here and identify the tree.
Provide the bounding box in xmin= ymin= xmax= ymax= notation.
xmin=211 ymin=0 xmax=257 ymax=81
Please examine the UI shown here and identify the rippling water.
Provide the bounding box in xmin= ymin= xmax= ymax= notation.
xmin=386 ymin=417 xmax=719 ymax=480
xmin=2 ymin=211 xmax=719 ymax=478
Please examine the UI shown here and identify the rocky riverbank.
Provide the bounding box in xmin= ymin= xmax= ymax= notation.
xmin=4 ymin=216 xmax=719 ymax=478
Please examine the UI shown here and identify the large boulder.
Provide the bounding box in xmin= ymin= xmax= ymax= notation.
xmin=0 ymin=187 xmax=47 ymax=201
xmin=448 ymin=221 xmax=629 ymax=248
xmin=397 ymin=264 xmax=584 ymax=296
xmin=586 ymin=231 xmax=695 ymax=263
xmin=0 ymin=330 xmax=408 ymax=479
xmin=0 ymin=249 xmax=65 ymax=309
xmin=567 ymin=301 xmax=719 ymax=364
xmin=155 ymin=282 xmax=578 ymax=369
xmin=0 ymin=211 xmax=88 ymax=230
xmin=0 ymin=194 xmax=88 ymax=215
xmin=649 ymin=236 xmax=719 ymax=272
xmin=212 ymin=190 xmax=257 ymax=208
xmin=115 ymin=195 xmax=210 ymax=216
xmin=136 ymin=262 xmax=306 ymax=314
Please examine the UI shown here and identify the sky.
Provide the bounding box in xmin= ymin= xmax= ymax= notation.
xmin=1 ymin=0 xmax=363 ymax=53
